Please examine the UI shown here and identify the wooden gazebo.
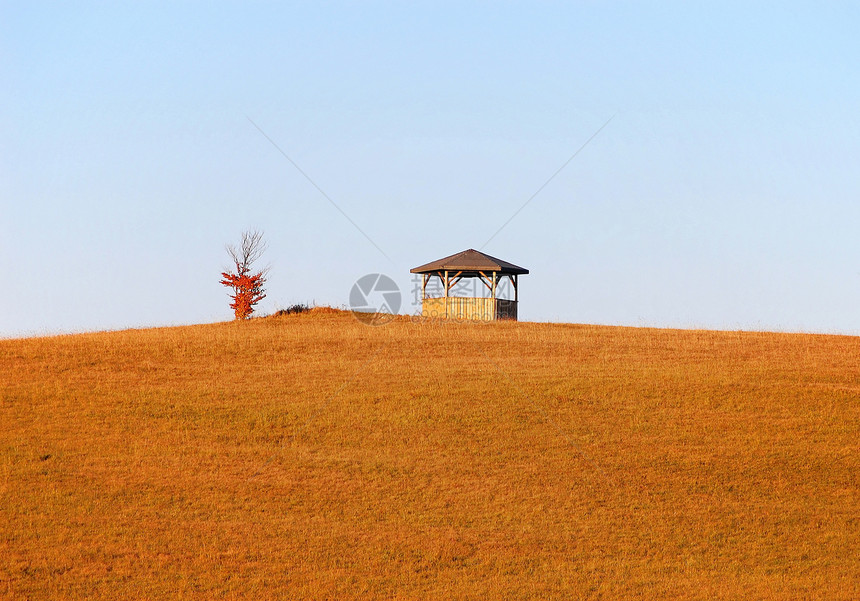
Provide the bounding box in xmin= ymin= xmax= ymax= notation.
xmin=410 ymin=249 xmax=529 ymax=321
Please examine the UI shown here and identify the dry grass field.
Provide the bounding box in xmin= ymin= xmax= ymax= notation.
xmin=1 ymin=309 xmax=858 ymax=599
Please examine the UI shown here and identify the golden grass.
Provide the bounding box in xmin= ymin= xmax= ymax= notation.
xmin=1 ymin=309 xmax=858 ymax=599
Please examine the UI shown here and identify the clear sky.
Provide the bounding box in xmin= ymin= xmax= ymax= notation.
xmin=2 ymin=2 xmax=859 ymax=337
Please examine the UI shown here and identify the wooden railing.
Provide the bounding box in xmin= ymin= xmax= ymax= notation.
xmin=421 ymin=297 xmax=518 ymax=321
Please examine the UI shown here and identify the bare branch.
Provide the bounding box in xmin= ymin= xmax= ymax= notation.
xmin=226 ymin=229 xmax=268 ymax=275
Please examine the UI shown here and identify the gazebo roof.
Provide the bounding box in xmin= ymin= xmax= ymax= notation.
xmin=410 ymin=249 xmax=529 ymax=276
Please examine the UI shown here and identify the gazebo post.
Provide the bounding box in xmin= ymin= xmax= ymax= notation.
xmin=491 ymin=271 xmax=497 ymax=320
xmin=444 ymin=270 xmax=449 ymax=319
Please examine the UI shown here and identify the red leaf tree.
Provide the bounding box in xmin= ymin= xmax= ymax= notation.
xmin=220 ymin=230 xmax=268 ymax=320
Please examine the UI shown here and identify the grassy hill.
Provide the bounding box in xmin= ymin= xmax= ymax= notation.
xmin=1 ymin=309 xmax=858 ymax=599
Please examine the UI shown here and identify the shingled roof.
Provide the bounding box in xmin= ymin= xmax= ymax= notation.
xmin=410 ymin=249 xmax=529 ymax=275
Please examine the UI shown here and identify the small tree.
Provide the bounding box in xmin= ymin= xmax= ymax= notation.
xmin=220 ymin=230 xmax=268 ymax=320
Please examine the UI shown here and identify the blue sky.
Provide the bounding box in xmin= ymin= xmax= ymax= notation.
xmin=2 ymin=2 xmax=859 ymax=336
